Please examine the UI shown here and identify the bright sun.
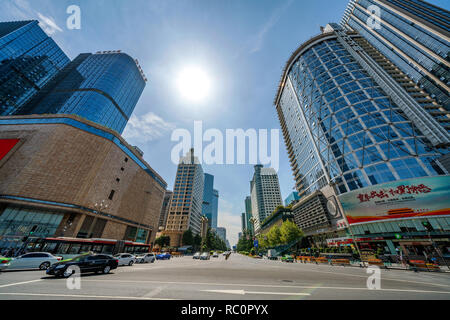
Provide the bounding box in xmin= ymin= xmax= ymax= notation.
xmin=176 ymin=66 xmax=211 ymax=102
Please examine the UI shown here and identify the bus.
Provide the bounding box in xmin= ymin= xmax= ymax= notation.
xmin=19 ymin=237 xmax=151 ymax=260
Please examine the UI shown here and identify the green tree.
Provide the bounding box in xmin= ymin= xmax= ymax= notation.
xmin=193 ymin=234 xmax=202 ymax=249
xmin=154 ymin=235 xmax=170 ymax=248
xmin=267 ymin=225 xmax=282 ymax=246
xmin=280 ymin=220 xmax=303 ymax=244
xmin=182 ymin=229 xmax=194 ymax=246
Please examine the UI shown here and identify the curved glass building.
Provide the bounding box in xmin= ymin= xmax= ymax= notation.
xmin=18 ymin=51 xmax=146 ymax=133
xmin=275 ymin=24 xmax=448 ymax=198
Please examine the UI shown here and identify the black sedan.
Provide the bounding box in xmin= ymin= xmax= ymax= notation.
xmin=46 ymin=253 xmax=118 ymax=277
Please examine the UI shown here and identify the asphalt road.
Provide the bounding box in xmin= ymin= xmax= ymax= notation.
xmin=0 ymin=253 xmax=449 ymax=300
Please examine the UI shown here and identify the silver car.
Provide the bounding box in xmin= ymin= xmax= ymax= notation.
xmin=114 ymin=253 xmax=136 ymax=266
xmin=135 ymin=253 xmax=156 ymax=263
xmin=5 ymin=252 xmax=62 ymax=270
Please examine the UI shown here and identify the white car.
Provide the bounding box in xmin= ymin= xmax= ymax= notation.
xmin=135 ymin=253 xmax=156 ymax=263
xmin=5 ymin=252 xmax=62 ymax=270
xmin=114 ymin=253 xmax=136 ymax=266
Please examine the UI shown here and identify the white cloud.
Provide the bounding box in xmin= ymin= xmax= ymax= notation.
xmin=37 ymin=12 xmax=63 ymax=35
xmin=122 ymin=112 xmax=175 ymax=143
xmin=4 ymin=0 xmax=63 ymax=36
xmin=249 ymin=0 xmax=293 ymax=54
xmin=217 ymin=198 xmax=243 ymax=248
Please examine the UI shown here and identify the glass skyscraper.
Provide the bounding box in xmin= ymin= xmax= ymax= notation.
xmin=18 ymin=51 xmax=147 ymax=133
xmin=0 ymin=20 xmax=70 ymax=116
xmin=202 ymin=173 xmax=218 ymax=228
xmin=341 ymin=0 xmax=450 ymax=131
xmin=275 ymin=23 xmax=448 ymax=198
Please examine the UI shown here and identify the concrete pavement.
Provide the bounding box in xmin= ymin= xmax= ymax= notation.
xmin=0 ymin=253 xmax=449 ymax=300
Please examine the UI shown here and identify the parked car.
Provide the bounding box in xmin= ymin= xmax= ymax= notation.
xmin=0 ymin=256 xmax=12 ymax=271
xmin=156 ymin=253 xmax=171 ymax=260
xmin=135 ymin=253 xmax=156 ymax=263
xmin=114 ymin=253 xmax=136 ymax=266
xmin=4 ymin=252 xmax=62 ymax=270
xmin=212 ymin=252 xmax=219 ymax=258
xmin=281 ymin=255 xmax=294 ymax=263
xmin=193 ymin=252 xmax=201 ymax=259
xmin=200 ymin=252 xmax=210 ymax=260
xmin=222 ymin=251 xmax=229 ymax=256
xmin=46 ymin=253 xmax=118 ymax=277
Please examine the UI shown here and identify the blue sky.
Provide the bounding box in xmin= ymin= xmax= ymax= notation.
xmin=2 ymin=0 xmax=448 ymax=246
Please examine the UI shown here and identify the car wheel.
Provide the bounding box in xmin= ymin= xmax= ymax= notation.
xmin=128 ymin=260 xmax=134 ymax=266
xmin=102 ymin=265 xmax=111 ymax=274
xmin=39 ymin=262 xmax=50 ymax=270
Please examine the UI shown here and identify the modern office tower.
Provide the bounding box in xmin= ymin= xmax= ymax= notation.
xmin=244 ymin=196 xmax=254 ymax=235
xmin=241 ymin=213 xmax=247 ymax=233
xmin=0 ymin=20 xmax=70 ymax=116
xmin=341 ymin=0 xmax=450 ymax=131
xmin=250 ymin=165 xmax=283 ymax=233
xmin=18 ymin=51 xmax=147 ymax=133
xmin=238 ymin=232 xmax=243 ymax=240
xmin=166 ymin=148 xmax=204 ymax=240
xmin=211 ymin=189 xmax=219 ymax=229
xmin=275 ymin=22 xmax=449 ymax=254
xmin=202 ymin=173 xmax=218 ymax=229
xmin=215 ymin=227 xmax=226 ymax=243
xmin=158 ymin=190 xmax=173 ymax=230
xmin=285 ymin=191 xmax=301 ymax=206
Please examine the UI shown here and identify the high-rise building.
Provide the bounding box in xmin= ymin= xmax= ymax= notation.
xmin=0 ymin=20 xmax=70 ymax=116
xmin=17 ymin=51 xmax=146 ymax=133
xmin=165 ymin=148 xmax=204 ymax=244
xmin=238 ymin=232 xmax=243 ymax=240
xmin=202 ymin=173 xmax=219 ymax=229
xmin=274 ymin=22 xmax=449 ymax=254
xmin=212 ymin=189 xmax=219 ymax=229
xmin=158 ymin=190 xmax=173 ymax=230
xmin=250 ymin=165 xmax=283 ymax=233
xmin=215 ymin=227 xmax=226 ymax=243
xmin=341 ymin=0 xmax=450 ymax=131
xmin=244 ymin=196 xmax=254 ymax=234
xmin=241 ymin=213 xmax=247 ymax=233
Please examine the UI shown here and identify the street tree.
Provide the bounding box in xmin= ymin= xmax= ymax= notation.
xmin=280 ymin=220 xmax=304 ymax=244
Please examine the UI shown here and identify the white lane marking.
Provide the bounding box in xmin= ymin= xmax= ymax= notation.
xmin=80 ymin=279 xmax=450 ymax=295
xmin=249 ymin=263 xmax=450 ymax=288
xmin=0 ymin=279 xmax=42 ymax=288
xmin=203 ymin=289 xmax=310 ymax=296
xmin=0 ymin=292 xmax=175 ymax=300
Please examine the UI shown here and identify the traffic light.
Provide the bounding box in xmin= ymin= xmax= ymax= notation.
xmin=421 ymin=221 xmax=433 ymax=232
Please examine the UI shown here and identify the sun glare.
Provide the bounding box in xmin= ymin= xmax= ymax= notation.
xmin=176 ymin=66 xmax=211 ymax=103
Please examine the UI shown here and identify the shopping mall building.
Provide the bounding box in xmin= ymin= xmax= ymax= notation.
xmin=0 ymin=114 xmax=167 ymax=251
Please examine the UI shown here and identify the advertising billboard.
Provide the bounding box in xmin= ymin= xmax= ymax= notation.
xmin=0 ymin=139 xmax=20 ymax=161
xmin=338 ymin=175 xmax=450 ymax=225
